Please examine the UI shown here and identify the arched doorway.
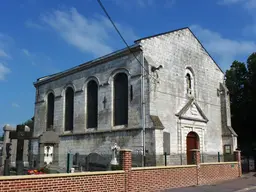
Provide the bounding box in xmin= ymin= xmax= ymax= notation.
xmin=186 ymin=132 xmax=199 ymax=164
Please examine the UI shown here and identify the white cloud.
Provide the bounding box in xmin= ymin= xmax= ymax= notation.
xmin=218 ymin=0 xmax=245 ymax=4
xmin=219 ymin=0 xmax=256 ymax=9
xmin=40 ymin=8 xmax=137 ymax=57
xmin=0 ymin=63 xmax=10 ymax=81
xmin=22 ymin=49 xmax=31 ymax=57
xmin=11 ymin=102 xmax=20 ymax=108
xmin=191 ymin=25 xmax=256 ymax=69
xmin=112 ymin=0 xmax=175 ymax=8
xmin=0 ymin=33 xmax=12 ymax=59
xmin=0 ymin=49 xmax=9 ymax=58
xmin=25 ymin=20 xmax=45 ymax=30
xmin=218 ymin=0 xmax=256 ymax=37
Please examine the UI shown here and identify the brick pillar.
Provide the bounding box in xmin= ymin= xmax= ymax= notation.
xmin=234 ymin=150 xmax=242 ymax=177
xmin=120 ymin=149 xmax=132 ymax=171
xmin=119 ymin=149 xmax=132 ymax=192
xmin=191 ymin=149 xmax=200 ymax=185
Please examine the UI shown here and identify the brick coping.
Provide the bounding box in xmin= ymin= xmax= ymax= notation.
xmin=0 ymin=170 xmax=125 ymax=181
xmin=201 ymin=162 xmax=238 ymax=165
xmin=131 ymin=165 xmax=196 ymax=170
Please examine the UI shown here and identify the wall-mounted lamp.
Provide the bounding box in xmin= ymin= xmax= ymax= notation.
xmin=151 ymin=65 xmax=163 ymax=72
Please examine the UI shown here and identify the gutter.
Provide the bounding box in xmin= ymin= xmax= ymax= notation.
xmin=140 ymin=50 xmax=146 ymax=166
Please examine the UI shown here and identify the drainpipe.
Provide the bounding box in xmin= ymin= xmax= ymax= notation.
xmin=140 ymin=51 xmax=146 ymax=166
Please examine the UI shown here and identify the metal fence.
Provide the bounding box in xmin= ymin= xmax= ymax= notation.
xmin=130 ymin=152 xmax=237 ymax=167
xmin=241 ymin=155 xmax=255 ymax=173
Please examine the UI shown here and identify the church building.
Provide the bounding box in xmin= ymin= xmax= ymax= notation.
xmin=31 ymin=27 xmax=237 ymax=168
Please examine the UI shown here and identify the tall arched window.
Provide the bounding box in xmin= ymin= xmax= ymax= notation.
xmin=87 ymin=80 xmax=98 ymax=128
xmin=114 ymin=73 xmax=128 ymax=126
xmin=65 ymin=87 xmax=74 ymax=131
xmin=47 ymin=92 xmax=54 ymax=130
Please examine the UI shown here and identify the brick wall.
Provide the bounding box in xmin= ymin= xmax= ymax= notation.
xmin=0 ymin=171 xmax=125 ymax=192
xmin=130 ymin=166 xmax=197 ymax=192
xmin=200 ymin=163 xmax=239 ymax=185
xmin=0 ymin=150 xmax=241 ymax=192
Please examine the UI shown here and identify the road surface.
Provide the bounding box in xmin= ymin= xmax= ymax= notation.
xmin=164 ymin=172 xmax=256 ymax=192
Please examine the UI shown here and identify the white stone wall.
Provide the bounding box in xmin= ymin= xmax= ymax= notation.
xmin=34 ymin=52 xmax=143 ymax=137
xmin=139 ymin=28 xmax=225 ymax=158
xmin=33 ymin=51 xmax=154 ymax=167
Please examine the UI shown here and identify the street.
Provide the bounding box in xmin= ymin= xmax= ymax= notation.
xmin=164 ymin=172 xmax=256 ymax=192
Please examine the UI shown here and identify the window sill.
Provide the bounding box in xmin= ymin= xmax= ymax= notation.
xmin=85 ymin=128 xmax=97 ymax=132
xmin=63 ymin=130 xmax=73 ymax=134
xmin=112 ymin=124 xmax=128 ymax=129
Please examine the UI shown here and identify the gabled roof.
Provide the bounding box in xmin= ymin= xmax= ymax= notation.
xmin=135 ymin=27 xmax=224 ymax=74
xmin=135 ymin=27 xmax=189 ymax=43
xmin=227 ymin=126 xmax=238 ymax=137
xmin=176 ymin=97 xmax=209 ymax=123
xmin=34 ymin=27 xmax=224 ymax=87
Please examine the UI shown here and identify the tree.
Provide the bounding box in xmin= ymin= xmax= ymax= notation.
xmin=246 ymin=53 xmax=256 ymax=149
xmin=225 ymin=52 xmax=256 ymax=153
xmin=225 ymin=61 xmax=248 ymax=147
xmin=21 ymin=117 xmax=34 ymax=133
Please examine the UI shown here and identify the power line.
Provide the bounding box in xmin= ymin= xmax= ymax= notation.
xmin=97 ymin=0 xmax=152 ymax=78
xmin=155 ymin=90 xmax=221 ymax=107
xmin=96 ymin=0 xmax=222 ymax=108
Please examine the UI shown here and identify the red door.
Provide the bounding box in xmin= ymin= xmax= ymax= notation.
xmin=186 ymin=132 xmax=199 ymax=164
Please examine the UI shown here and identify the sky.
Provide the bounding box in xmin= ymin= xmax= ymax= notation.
xmin=0 ymin=0 xmax=255 ymax=134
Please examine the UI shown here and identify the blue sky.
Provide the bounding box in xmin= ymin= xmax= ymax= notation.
xmin=0 ymin=0 xmax=255 ymax=133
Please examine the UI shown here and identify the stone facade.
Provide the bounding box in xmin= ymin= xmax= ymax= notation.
xmin=32 ymin=27 xmax=237 ymax=169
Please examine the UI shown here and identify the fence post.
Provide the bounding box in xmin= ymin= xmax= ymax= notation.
xmin=218 ymin=152 xmax=220 ymax=162
xmin=234 ymin=150 xmax=242 ymax=177
xmin=191 ymin=149 xmax=200 ymax=185
xmin=66 ymin=153 xmax=73 ymax=173
xmin=164 ymin=152 xmax=167 ymax=166
xmin=120 ymin=149 xmax=132 ymax=192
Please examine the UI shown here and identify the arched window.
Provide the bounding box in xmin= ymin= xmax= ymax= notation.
xmin=87 ymin=80 xmax=98 ymax=128
xmin=47 ymin=92 xmax=54 ymax=130
xmin=114 ymin=73 xmax=128 ymax=126
xmin=65 ymin=87 xmax=74 ymax=131
xmin=185 ymin=68 xmax=195 ymax=96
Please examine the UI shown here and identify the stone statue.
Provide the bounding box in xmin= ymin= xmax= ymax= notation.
xmin=110 ymin=143 xmax=120 ymax=166
xmin=186 ymin=74 xmax=192 ymax=94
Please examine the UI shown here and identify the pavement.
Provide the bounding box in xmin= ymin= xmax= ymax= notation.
xmin=164 ymin=172 xmax=256 ymax=192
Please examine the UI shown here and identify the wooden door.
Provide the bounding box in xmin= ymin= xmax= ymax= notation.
xmin=186 ymin=132 xmax=199 ymax=164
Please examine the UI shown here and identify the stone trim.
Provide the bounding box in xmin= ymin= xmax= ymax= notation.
xmin=35 ymin=100 xmax=44 ymax=105
xmin=99 ymin=82 xmax=110 ymax=87
xmin=0 ymin=170 xmax=125 ymax=180
xmin=58 ymin=127 xmax=160 ymax=137
xmin=200 ymin=162 xmax=238 ymax=165
xmin=132 ymin=165 xmax=196 ymax=171
xmin=55 ymin=95 xmax=62 ymax=99
xmin=175 ymin=98 xmax=209 ymax=123
xmin=74 ymin=89 xmax=83 ymax=95
xmin=150 ymin=115 xmax=165 ymax=129
xmin=31 ymin=127 xmax=163 ymax=139
xmin=180 ymin=116 xmax=208 ymax=123
xmin=119 ymin=149 xmax=132 ymax=152
xmin=131 ymin=73 xmax=142 ymax=79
